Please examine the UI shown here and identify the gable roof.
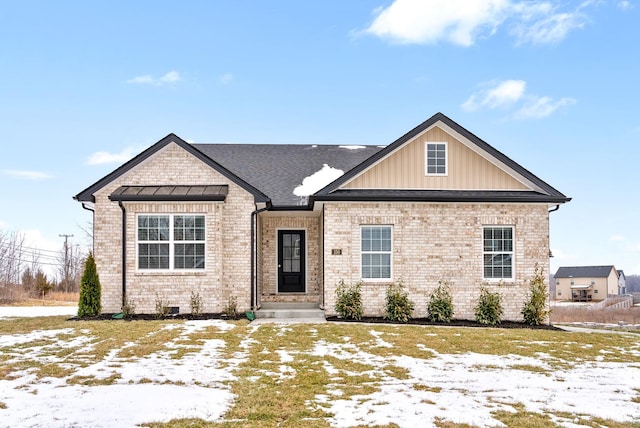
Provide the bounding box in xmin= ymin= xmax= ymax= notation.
xmin=74 ymin=134 xmax=270 ymax=204
xmin=74 ymin=113 xmax=569 ymax=208
xmin=313 ymin=112 xmax=570 ymax=204
xmin=555 ymin=266 xmax=617 ymax=278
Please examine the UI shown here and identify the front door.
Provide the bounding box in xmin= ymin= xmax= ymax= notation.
xmin=278 ymin=230 xmax=305 ymax=293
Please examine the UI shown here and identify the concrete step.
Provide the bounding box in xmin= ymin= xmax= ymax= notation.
xmin=256 ymin=302 xmax=325 ymax=319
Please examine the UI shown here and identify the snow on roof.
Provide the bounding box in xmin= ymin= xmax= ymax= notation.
xmin=338 ymin=145 xmax=367 ymax=150
xmin=293 ymin=164 xmax=344 ymax=197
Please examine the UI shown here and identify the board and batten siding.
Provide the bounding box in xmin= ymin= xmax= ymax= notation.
xmin=343 ymin=126 xmax=528 ymax=190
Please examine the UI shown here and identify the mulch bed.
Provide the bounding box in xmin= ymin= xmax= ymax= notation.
xmin=326 ymin=316 xmax=562 ymax=330
xmin=69 ymin=313 xmax=560 ymax=330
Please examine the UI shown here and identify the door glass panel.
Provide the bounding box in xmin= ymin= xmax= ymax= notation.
xmin=282 ymin=233 xmax=301 ymax=273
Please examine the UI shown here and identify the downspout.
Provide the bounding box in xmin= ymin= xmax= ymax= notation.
xmin=251 ymin=206 xmax=269 ymax=311
xmin=118 ymin=201 xmax=126 ymax=309
xmin=547 ymin=204 xmax=560 ymax=325
xmin=81 ymin=203 xmax=95 ymax=254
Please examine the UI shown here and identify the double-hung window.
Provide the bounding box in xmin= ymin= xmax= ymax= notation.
xmin=361 ymin=226 xmax=392 ymax=280
xmin=137 ymin=214 xmax=205 ymax=270
xmin=483 ymin=226 xmax=514 ymax=280
xmin=425 ymin=142 xmax=447 ymax=175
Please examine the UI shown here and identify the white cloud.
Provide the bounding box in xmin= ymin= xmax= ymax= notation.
xmin=618 ymin=1 xmax=633 ymax=11
xmin=363 ymin=0 xmax=509 ymax=46
xmin=362 ymin=0 xmax=597 ymax=46
xmin=514 ymin=96 xmax=576 ymax=119
xmin=219 ymin=73 xmax=233 ymax=85
xmin=462 ymin=80 xmax=526 ymax=111
xmin=510 ymin=2 xmax=590 ymax=45
xmin=3 ymin=169 xmax=53 ymax=180
xmin=86 ymin=147 xmax=137 ymax=165
xmin=127 ymin=71 xmax=181 ymax=86
xmin=293 ymin=164 xmax=344 ymax=197
xmin=610 ymin=235 xmax=626 ymax=242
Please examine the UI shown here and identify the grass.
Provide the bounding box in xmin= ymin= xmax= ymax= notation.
xmin=1 ymin=317 xmax=640 ymax=427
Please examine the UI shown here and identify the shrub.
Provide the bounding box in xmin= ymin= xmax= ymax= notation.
xmin=77 ymin=252 xmax=101 ymax=317
xmin=334 ymin=279 xmax=363 ymax=320
xmin=522 ymin=263 xmax=550 ymax=325
xmin=154 ymin=293 xmax=170 ymax=319
xmin=475 ymin=286 xmax=503 ymax=325
xmin=122 ymin=294 xmax=136 ymax=319
xmin=224 ymin=296 xmax=238 ymax=319
xmin=427 ymin=280 xmax=454 ymax=323
xmin=384 ymin=280 xmax=414 ymax=323
xmin=190 ymin=289 xmax=203 ymax=316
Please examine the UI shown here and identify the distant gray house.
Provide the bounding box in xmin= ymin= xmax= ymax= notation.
xmin=74 ymin=112 xmax=570 ymax=320
xmin=554 ymin=266 xmax=620 ymax=301
xmin=618 ymin=270 xmax=626 ymax=295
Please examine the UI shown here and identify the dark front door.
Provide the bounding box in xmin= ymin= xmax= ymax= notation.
xmin=278 ymin=230 xmax=305 ymax=293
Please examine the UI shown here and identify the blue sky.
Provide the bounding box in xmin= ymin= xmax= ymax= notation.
xmin=1 ymin=0 xmax=638 ymax=277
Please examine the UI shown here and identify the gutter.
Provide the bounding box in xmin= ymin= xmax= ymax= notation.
xmin=548 ymin=205 xmax=560 ymax=213
xmin=118 ymin=201 xmax=127 ymax=309
xmin=250 ymin=205 xmax=269 ymax=311
xmin=81 ymin=202 xmax=96 ymax=254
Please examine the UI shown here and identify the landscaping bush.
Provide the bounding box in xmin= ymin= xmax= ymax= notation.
xmin=427 ymin=280 xmax=454 ymax=323
xmin=522 ymin=263 xmax=550 ymax=325
xmin=77 ymin=252 xmax=101 ymax=317
xmin=384 ymin=280 xmax=414 ymax=323
xmin=475 ymin=286 xmax=503 ymax=325
xmin=335 ymin=279 xmax=363 ymax=320
xmin=224 ymin=296 xmax=238 ymax=319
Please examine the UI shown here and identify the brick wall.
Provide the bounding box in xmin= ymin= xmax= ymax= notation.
xmin=322 ymin=202 xmax=550 ymax=321
xmin=259 ymin=215 xmax=321 ymax=302
xmin=92 ymin=142 xmax=255 ymax=314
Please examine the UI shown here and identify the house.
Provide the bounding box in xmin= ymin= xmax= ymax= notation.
xmin=554 ymin=265 xmax=620 ymax=301
xmin=618 ymin=270 xmax=626 ymax=295
xmin=74 ymin=112 xmax=570 ymax=321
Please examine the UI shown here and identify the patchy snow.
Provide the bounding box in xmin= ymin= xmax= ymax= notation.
xmin=338 ymin=145 xmax=367 ymax=150
xmin=0 ymin=305 xmax=77 ymax=319
xmin=0 ymin=316 xmax=242 ymax=427
xmin=1 ymin=307 xmax=639 ymax=427
xmin=293 ymin=164 xmax=344 ymax=196
xmin=310 ymin=336 xmax=640 ymax=427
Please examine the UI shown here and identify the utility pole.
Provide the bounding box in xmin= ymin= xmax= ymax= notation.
xmin=59 ymin=234 xmax=73 ymax=293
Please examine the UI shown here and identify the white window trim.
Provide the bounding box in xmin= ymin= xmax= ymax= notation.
xmin=425 ymin=141 xmax=448 ymax=176
xmin=136 ymin=214 xmax=206 ymax=272
xmin=360 ymin=225 xmax=393 ymax=281
xmin=482 ymin=225 xmax=515 ymax=281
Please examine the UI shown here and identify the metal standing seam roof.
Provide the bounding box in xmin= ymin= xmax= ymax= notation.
xmin=109 ymin=185 xmax=229 ymax=202
xmin=554 ymin=265 xmax=617 ymax=278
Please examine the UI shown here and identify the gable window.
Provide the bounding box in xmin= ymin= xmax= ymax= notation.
xmin=137 ymin=214 xmax=205 ymax=270
xmin=361 ymin=226 xmax=392 ymax=280
xmin=425 ymin=142 xmax=447 ymax=175
xmin=483 ymin=226 xmax=514 ymax=280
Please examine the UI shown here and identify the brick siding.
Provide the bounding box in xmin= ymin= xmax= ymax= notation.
xmin=322 ymin=202 xmax=550 ymax=321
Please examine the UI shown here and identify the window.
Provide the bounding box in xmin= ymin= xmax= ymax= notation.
xmin=483 ymin=226 xmax=513 ymax=280
xmin=361 ymin=226 xmax=392 ymax=279
xmin=425 ymin=142 xmax=447 ymax=175
xmin=137 ymin=214 xmax=205 ymax=270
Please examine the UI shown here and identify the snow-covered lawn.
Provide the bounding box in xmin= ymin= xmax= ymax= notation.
xmin=1 ymin=307 xmax=640 ymax=427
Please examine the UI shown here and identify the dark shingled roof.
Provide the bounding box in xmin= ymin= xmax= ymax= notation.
xmin=554 ymin=266 xmax=617 ymax=278
xmin=74 ymin=113 xmax=570 ymax=208
xmin=193 ymin=144 xmax=383 ymax=207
